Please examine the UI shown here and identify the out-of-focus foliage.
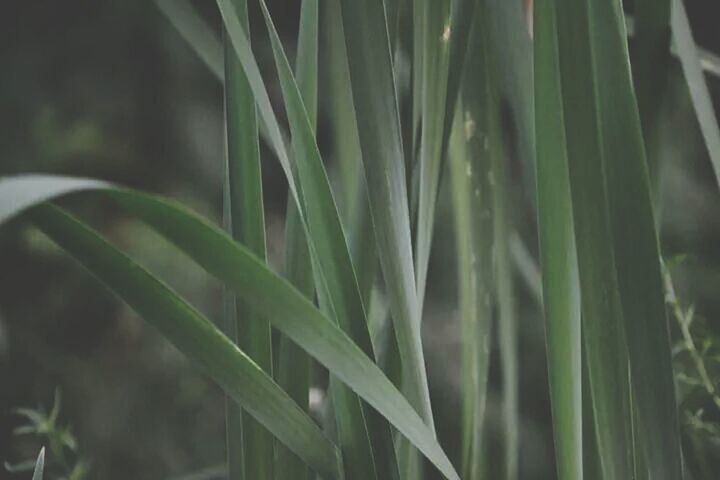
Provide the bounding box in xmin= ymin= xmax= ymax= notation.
xmin=5 ymin=391 xmax=88 ymax=480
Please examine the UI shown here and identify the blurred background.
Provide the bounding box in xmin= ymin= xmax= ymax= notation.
xmin=1 ymin=0 xmax=719 ymax=478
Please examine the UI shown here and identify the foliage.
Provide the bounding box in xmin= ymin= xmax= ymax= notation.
xmin=5 ymin=392 xmax=88 ymax=480
xmin=1 ymin=0 xmax=720 ymax=479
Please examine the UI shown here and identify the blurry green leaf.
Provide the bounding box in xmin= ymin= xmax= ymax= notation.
xmin=671 ymin=0 xmax=720 ymax=189
xmin=276 ymin=1 xmax=318 ymax=479
xmin=592 ymin=1 xmax=683 ymax=477
xmin=449 ymin=93 xmax=493 ymax=478
xmin=337 ymin=0 xmax=434 ymax=432
xmin=538 ymin=0 xmax=684 ymax=478
xmin=414 ymin=0 xmax=451 ymax=311
xmin=533 ymin=1 xmax=582 ymax=479
xmin=221 ymin=0 xmax=271 ymax=476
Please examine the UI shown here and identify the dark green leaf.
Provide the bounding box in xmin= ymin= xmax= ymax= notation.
xmin=0 ymin=176 xmax=459 ymax=480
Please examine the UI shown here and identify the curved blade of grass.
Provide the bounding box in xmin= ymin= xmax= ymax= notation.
xmin=325 ymin=0 xmax=363 ymax=227
xmin=533 ymin=1 xmax=582 ymax=478
xmin=221 ymin=0 xmax=271 ymax=476
xmin=0 ymin=175 xmax=459 ymax=480
xmin=31 ymin=448 xmax=45 ymax=480
xmin=337 ymin=0 xmax=434 ymax=431
xmin=246 ymin=1 xmax=402 ymax=477
xmin=672 ymin=0 xmax=720 ymax=189
xmin=27 ymin=205 xmax=341 ymax=479
xmin=552 ymin=0 xmax=635 ymax=477
xmin=276 ymin=1 xmax=318 ymax=478
xmin=590 ymin=0 xmax=683 ymax=477
xmin=216 ymin=1 xmax=399 ymax=478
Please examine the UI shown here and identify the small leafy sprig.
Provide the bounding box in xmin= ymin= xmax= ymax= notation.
xmin=4 ymin=390 xmax=89 ymax=480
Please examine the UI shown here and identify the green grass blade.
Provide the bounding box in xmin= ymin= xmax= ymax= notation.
xmin=472 ymin=3 xmax=522 ymax=476
xmin=154 ymin=0 xmax=223 ymax=80
xmin=552 ymin=0 xmax=635 ymax=477
xmin=413 ymin=0 xmax=478 ymax=312
xmin=28 ymin=205 xmax=341 ymax=479
xmin=276 ymin=203 xmax=313 ymax=480
xmin=671 ymin=0 xmax=720 ymax=189
xmin=582 ymin=349 xmax=601 ymax=480
xmin=441 ymin=0 xmax=478 ymax=155
xmin=590 ymin=0 xmax=683 ymax=477
xmin=295 ymin=0 xmax=318 ymax=129
xmin=547 ymin=0 xmax=684 ymax=477
xmin=216 ymin=1 xmax=385 ymax=475
xmin=275 ymin=1 xmax=318 ymax=478
xmin=631 ymin=0 xmax=671 ymax=182
xmin=230 ymin=0 xmax=400 ymax=477
xmin=325 ymin=0 xmax=363 ymax=225
xmin=490 ymin=92 xmax=519 ymax=480
xmin=222 ymin=0 xmax=271 ymax=477
xmin=449 ymin=93 xmax=493 ymax=478
xmin=0 ymin=175 xmax=459 ymax=480
xmin=533 ymin=2 xmax=582 ymax=478
xmin=31 ymin=448 xmax=45 ymax=480
xmin=414 ymin=0 xmax=451 ymax=311
xmin=337 ymin=0 xmax=434 ymax=431
xmin=323 ymin=0 xmax=377 ymax=310
xmin=486 ymin=0 xmax=536 ymax=204
xmin=509 ymin=234 xmax=543 ymax=308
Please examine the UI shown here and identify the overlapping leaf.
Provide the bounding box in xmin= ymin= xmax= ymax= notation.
xmin=0 ymin=175 xmax=459 ymax=480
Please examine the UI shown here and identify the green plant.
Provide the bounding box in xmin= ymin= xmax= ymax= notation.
xmin=1 ymin=0 xmax=719 ymax=478
xmin=5 ymin=392 xmax=88 ymax=480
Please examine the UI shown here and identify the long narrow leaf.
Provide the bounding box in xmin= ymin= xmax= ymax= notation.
xmin=414 ymin=0 xmax=451 ymax=311
xmin=337 ymin=0 xmax=434 ymax=431
xmin=26 ymin=205 xmax=341 ymax=479
xmin=0 ymin=176 xmax=459 ymax=480
xmin=214 ymin=2 xmax=398 ymax=477
xmin=239 ymin=1 xmax=401 ymax=477
xmin=449 ymin=92 xmax=493 ymax=478
xmin=671 ymin=0 xmax=720 ymax=189
xmin=533 ymin=2 xmax=583 ymax=478
xmin=276 ymin=1 xmax=318 ymax=478
xmin=590 ymin=0 xmax=684 ymax=477
xmin=631 ymin=0 xmax=671 ymax=182
xmin=552 ymin=0 xmax=635 ymax=477
xmin=222 ymin=0 xmax=271 ymax=476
